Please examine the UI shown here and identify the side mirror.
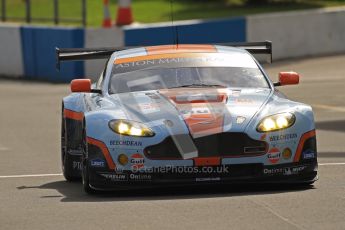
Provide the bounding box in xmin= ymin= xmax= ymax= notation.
xmin=274 ymin=72 xmax=300 ymax=86
xmin=71 ymin=79 xmax=91 ymax=93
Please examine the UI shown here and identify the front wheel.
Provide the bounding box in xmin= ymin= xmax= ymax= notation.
xmin=61 ymin=115 xmax=80 ymax=181
xmin=82 ymin=159 xmax=96 ymax=194
xmin=81 ymin=128 xmax=97 ymax=194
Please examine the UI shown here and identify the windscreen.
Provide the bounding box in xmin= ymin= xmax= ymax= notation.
xmin=109 ymin=53 xmax=269 ymax=94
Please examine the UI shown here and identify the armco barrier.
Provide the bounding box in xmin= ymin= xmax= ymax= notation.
xmin=124 ymin=17 xmax=246 ymax=46
xmin=21 ymin=26 xmax=84 ymax=82
xmin=0 ymin=24 xmax=24 ymax=77
xmin=247 ymin=7 xmax=345 ymax=59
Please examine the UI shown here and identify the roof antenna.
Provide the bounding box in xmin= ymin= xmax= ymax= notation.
xmin=170 ymin=0 xmax=179 ymax=48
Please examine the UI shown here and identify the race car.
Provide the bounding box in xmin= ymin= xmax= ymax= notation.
xmin=57 ymin=41 xmax=318 ymax=193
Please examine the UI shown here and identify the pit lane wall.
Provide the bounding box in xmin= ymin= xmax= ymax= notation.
xmin=247 ymin=7 xmax=345 ymax=60
xmin=0 ymin=7 xmax=344 ymax=82
xmin=0 ymin=24 xmax=23 ymax=77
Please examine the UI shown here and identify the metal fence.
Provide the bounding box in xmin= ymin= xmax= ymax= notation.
xmin=0 ymin=0 xmax=87 ymax=27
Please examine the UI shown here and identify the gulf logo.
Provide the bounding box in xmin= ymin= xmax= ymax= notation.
xmin=130 ymin=153 xmax=145 ymax=170
xmin=267 ymin=147 xmax=281 ymax=164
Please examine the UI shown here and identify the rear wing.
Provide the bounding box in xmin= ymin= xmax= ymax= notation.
xmin=56 ymin=47 xmax=127 ymax=70
xmin=220 ymin=40 xmax=272 ymax=63
xmin=56 ymin=41 xmax=272 ymax=70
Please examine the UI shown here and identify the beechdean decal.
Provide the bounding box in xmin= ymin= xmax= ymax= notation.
xmin=269 ymin=133 xmax=297 ymax=142
xmin=110 ymin=140 xmax=143 ymax=147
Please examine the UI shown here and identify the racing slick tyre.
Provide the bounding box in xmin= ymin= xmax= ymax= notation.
xmin=82 ymin=159 xmax=96 ymax=194
xmin=81 ymin=127 xmax=97 ymax=194
xmin=61 ymin=111 xmax=81 ymax=181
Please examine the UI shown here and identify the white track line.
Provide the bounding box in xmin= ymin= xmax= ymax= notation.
xmin=319 ymin=163 xmax=345 ymax=166
xmin=0 ymin=173 xmax=62 ymax=179
xmin=0 ymin=144 xmax=9 ymax=151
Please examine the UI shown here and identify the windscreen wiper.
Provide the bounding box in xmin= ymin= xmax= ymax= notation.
xmin=170 ymin=84 xmax=227 ymax=89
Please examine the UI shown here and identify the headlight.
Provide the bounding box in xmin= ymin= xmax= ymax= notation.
xmin=257 ymin=113 xmax=295 ymax=132
xmin=109 ymin=120 xmax=155 ymax=137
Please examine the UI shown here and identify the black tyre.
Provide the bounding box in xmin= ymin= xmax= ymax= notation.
xmin=61 ymin=110 xmax=81 ymax=181
xmin=81 ymin=127 xmax=97 ymax=194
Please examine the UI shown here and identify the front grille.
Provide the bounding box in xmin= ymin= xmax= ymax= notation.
xmin=144 ymin=133 xmax=267 ymax=160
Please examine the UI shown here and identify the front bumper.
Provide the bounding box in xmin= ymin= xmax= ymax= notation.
xmin=88 ymin=160 xmax=318 ymax=191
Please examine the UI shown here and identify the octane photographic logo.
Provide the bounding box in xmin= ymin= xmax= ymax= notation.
xmin=130 ymin=153 xmax=145 ymax=171
xmin=267 ymin=147 xmax=281 ymax=164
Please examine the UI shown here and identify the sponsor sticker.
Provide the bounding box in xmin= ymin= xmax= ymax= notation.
xmin=102 ymin=172 xmax=152 ymax=182
xmin=196 ymin=177 xmax=221 ymax=182
xmin=118 ymin=154 xmax=129 ymax=166
xmin=72 ymin=161 xmax=82 ymax=170
xmin=110 ymin=140 xmax=143 ymax=147
xmin=234 ymin=98 xmax=253 ymax=105
xmin=303 ymin=149 xmax=315 ymax=159
xmin=129 ymin=173 xmax=152 ymax=181
xmin=139 ymin=103 xmax=160 ymax=114
xmin=263 ymin=165 xmax=307 ymax=175
xmin=90 ymin=159 xmax=105 ymax=168
xmin=269 ymin=133 xmax=297 ymax=142
xmin=101 ymin=173 xmax=128 ymax=182
xmin=267 ymin=147 xmax=281 ymax=164
xmin=236 ymin=116 xmax=246 ymax=124
xmin=282 ymin=148 xmax=292 ymax=160
xmin=130 ymin=153 xmax=145 ymax=171
xmin=283 ymin=166 xmax=306 ymax=175
xmin=128 ymin=81 xmax=161 ymax=114
xmin=263 ymin=168 xmax=284 ymax=175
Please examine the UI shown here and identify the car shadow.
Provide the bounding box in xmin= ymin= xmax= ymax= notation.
xmin=17 ymin=180 xmax=314 ymax=203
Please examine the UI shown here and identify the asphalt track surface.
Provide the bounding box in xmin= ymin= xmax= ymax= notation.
xmin=1 ymin=55 xmax=345 ymax=230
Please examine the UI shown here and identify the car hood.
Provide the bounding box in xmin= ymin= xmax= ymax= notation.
xmin=108 ymin=87 xmax=271 ymax=137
